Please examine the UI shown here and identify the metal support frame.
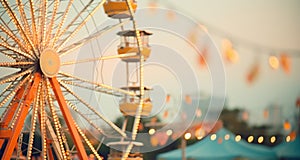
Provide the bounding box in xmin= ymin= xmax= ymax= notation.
xmin=49 ymin=77 xmax=88 ymax=160
xmin=1 ymin=73 xmax=41 ymax=159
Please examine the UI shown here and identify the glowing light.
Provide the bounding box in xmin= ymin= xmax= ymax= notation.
xmin=185 ymin=95 xmax=192 ymax=104
xmin=270 ymin=136 xmax=276 ymax=143
xmin=197 ymin=136 xmax=203 ymax=140
xmin=283 ymin=120 xmax=291 ymax=131
xmin=184 ymin=132 xmax=192 ymax=140
xmin=248 ymin=136 xmax=254 ymax=143
xmin=269 ymin=56 xmax=279 ymax=69
xmin=258 ymin=136 xmax=264 ymax=143
xmin=196 ymin=108 xmax=202 ymax=117
xmin=149 ymin=128 xmax=156 ymax=135
xmin=222 ymin=39 xmax=239 ymax=63
xmin=166 ymin=129 xmax=173 ymax=136
xmin=224 ymin=134 xmax=230 ymax=140
xmin=210 ymin=134 xmax=217 ymax=141
xmin=286 ymin=136 xmax=291 ymax=142
xmin=235 ymin=135 xmax=241 ymax=142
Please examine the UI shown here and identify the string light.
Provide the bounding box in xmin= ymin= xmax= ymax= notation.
xmin=210 ymin=134 xmax=217 ymax=141
xmin=184 ymin=132 xmax=192 ymax=140
xmin=286 ymin=136 xmax=291 ymax=142
xmin=248 ymin=136 xmax=254 ymax=143
xmin=269 ymin=55 xmax=279 ymax=69
xmin=258 ymin=136 xmax=264 ymax=143
xmin=270 ymin=136 xmax=276 ymax=143
xmin=149 ymin=128 xmax=156 ymax=135
xmin=224 ymin=134 xmax=230 ymax=140
xmin=166 ymin=129 xmax=173 ymax=136
xmin=235 ymin=135 xmax=241 ymax=142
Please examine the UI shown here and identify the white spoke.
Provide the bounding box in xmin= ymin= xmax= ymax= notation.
xmin=0 ymin=67 xmax=33 ymax=85
xmin=0 ymin=74 xmax=31 ymax=108
xmin=59 ymin=71 xmax=136 ymax=97
xmin=0 ymin=0 xmax=37 ymax=56
xmin=50 ymin=0 xmax=74 ymax=48
xmin=56 ymin=0 xmax=106 ymax=52
xmin=61 ymin=52 xmax=137 ymax=66
xmin=59 ymin=80 xmax=127 ymax=138
xmin=59 ymin=19 xmax=130 ymax=57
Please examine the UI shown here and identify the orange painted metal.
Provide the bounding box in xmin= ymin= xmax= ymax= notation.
xmin=47 ymin=139 xmax=55 ymax=160
xmin=0 ymin=83 xmax=27 ymax=148
xmin=2 ymin=73 xmax=42 ymax=160
xmin=0 ymin=130 xmax=12 ymax=138
xmin=49 ymin=77 xmax=88 ymax=160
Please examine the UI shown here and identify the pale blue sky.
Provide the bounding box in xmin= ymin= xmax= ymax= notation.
xmin=136 ymin=0 xmax=300 ymax=125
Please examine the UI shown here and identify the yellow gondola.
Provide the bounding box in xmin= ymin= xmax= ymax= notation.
xmin=104 ymin=0 xmax=137 ymax=19
xmin=117 ymin=30 xmax=153 ymax=62
xmin=119 ymin=86 xmax=152 ymax=116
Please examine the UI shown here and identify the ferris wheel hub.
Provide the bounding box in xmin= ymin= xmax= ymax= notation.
xmin=39 ymin=49 xmax=60 ymax=77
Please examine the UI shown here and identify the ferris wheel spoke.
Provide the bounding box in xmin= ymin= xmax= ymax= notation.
xmin=0 ymin=61 xmax=34 ymax=69
xmin=16 ymin=0 xmax=32 ymax=44
xmin=58 ymin=80 xmax=127 ymax=138
xmin=50 ymin=0 xmax=74 ymax=48
xmin=55 ymin=0 xmax=106 ymax=52
xmin=38 ymin=0 xmax=48 ymax=49
xmin=0 ymin=42 xmax=34 ymax=60
xmin=26 ymin=80 xmax=41 ymax=159
xmin=0 ymin=25 xmax=31 ymax=54
xmin=59 ymin=19 xmax=131 ymax=57
xmin=73 ymin=122 xmax=103 ymax=160
xmin=61 ymin=52 xmax=137 ymax=66
xmin=61 ymin=80 xmax=122 ymax=97
xmin=0 ymin=74 xmax=31 ymax=109
xmin=49 ymin=77 xmax=89 ymax=159
xmin=0 ymin=67 xmax=33 ymax=85
xmin=0 ymin=0 xmax=37 ymax=56
xmin=66 ymin=100 xmax=105 ymax=133
xmin=45 ymin=78 xmax=68 ymax=159
xmin=45 ymin=0 xmax=59 ymax=47
xmin=28 ymin=0 xmax=38 ymax=48
xmin=66 ymin=99 xmax=121 ymax=139
xmin=58 ymin=71 xmax=136 ymax=97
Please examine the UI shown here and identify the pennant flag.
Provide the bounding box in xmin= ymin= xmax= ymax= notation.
xmin=185 ymin=95 xmax=192 ymax=104
xmin=166 ymin=10 xmax=176 ymax=21
xmin=222 ymin=39 xmax=239 ymax=63
xmin=280 ymin=53 xmax=291 ymax=74
xmin=166 ymin=94 xmax=171 ymax=103
xmin=246 ymin=63 xmax=260 ymax=84
xmin=198 ymin=47 xmax=208 ymax=68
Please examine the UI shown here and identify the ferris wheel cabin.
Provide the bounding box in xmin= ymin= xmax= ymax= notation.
xmin=107 ymin=141 xmax=143 ymax=160
xmin=103 ymin=0 xmax=137 ymax=19
xmin=119 ymin=86 xmax=152 ymax=116
xmin=117 ymin=30 xmax=152 ymax=62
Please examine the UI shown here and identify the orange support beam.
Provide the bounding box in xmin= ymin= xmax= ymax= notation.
xmin=0 ymin=130 xmax=12 ymax=138
xmin=1 ymin=73 xmax=42 ymax=160
xmin=0 ymin=85 xmax=27 ymax=128
xmin=0 ymin=83 xmax=28 ymax=148
xmin=49 ymin=77 xmax=88 ymax=160
xmin=47 ymin=140 xmax=55 ymax=160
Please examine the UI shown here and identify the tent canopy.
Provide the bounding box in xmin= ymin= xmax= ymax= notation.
xmin=158 ymin=128 xmax=277 ymax=160
xmin=273 ymin=135 xmax=300 ymax=159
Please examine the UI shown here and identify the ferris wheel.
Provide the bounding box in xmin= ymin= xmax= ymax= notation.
xmin=0 ymin=0 xmax=151 ymax=159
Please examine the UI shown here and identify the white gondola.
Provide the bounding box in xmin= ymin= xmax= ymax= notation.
xmin=107 ymin=141 xmax=143 ymax=160
xmin=117 ymin=30 xmax=153 ymax=62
